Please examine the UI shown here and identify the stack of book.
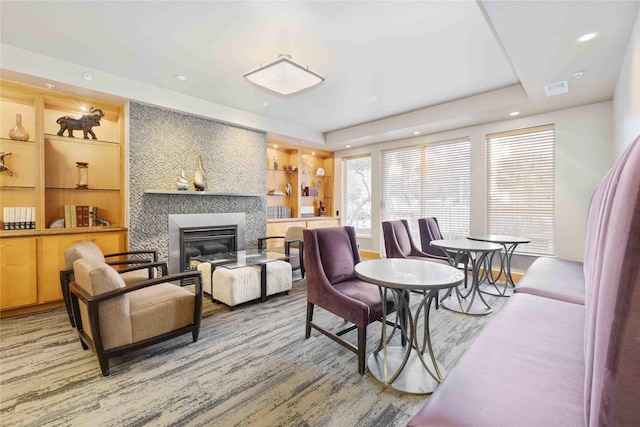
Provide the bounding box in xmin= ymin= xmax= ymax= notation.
xmin=267 ymin=206 xmax=291 ymax=219
xmin=63 ymin=205 xmax=98 ymax=228
xmin=2 ymin=207 xmax=36 ymax=230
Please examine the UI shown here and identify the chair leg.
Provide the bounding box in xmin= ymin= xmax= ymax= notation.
xmin=97 ymin=354 xmax=110 ymax=377
xmin=357 ymin=326 xmax=367 ymax=375
xmin=192 ymin=327 xmax=200 ymax=342
xmin=305 ymin=302 xmax=314 ymax=339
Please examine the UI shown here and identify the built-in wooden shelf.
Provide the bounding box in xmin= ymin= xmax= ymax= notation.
xmin=143 ymin=189 xmax=262 ymax=197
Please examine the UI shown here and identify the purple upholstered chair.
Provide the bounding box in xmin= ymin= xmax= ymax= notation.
xmin=417 ymin=217 xmax=449 ymax=261
xmin=304 ymin=226 xmax=396 ymax=374
xmin=382 ymin=219 xmax=447 ymax=264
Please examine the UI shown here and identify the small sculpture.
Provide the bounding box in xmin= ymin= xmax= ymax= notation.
xmin=0 ymin=152 xmax=13 ymax=176
xmin=318 ymin=200 xmax=327 ymax=216
xmin=273 ymin=154 xmax=279 ymax=170
xmin=56 ymin=107 xmax=104 ymax=139
xmin=194 ymin=155 xmax=207 ymax=191
xmin=177 ymin=168 xmax=189 ymax=191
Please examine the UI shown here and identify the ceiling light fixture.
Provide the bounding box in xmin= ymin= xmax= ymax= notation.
xmin=573 ymin=71 xmax=584 ymax=80
xmin=413 ymin=131 xmax=421 ymax=135
xmin=577 ymin=32 xmax=599 ymax=42
xmin=509 ymin=111 xmax=520 ymax=116
xmin=45 ymin=83 xmax=54 ymax=89
xmin=346 ymin=145 xmax=351 ymax=148
xmin=176 ymin=75 xmax=187 ymax=81
xmin=244 ymin=54 xmax=325 ymax=95
xmin=83 ymin=73 xmax=93 ymax=81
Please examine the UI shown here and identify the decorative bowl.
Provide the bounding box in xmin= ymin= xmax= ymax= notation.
xmin=282 ymin=165 xmax=297 ymax=173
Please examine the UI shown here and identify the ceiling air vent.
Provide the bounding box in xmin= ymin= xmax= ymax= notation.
xmin=544 ymin=81 xmax=569 ymax=97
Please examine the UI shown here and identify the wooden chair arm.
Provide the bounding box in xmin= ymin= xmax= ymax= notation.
xmin=258 ymin=236 xmax=285 ymax=250
xmin=104 ymin=250 xmax=159 ymax=262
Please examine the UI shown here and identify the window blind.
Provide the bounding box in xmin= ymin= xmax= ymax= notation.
xmin=343 ymin=155 xmax=372 ymax=235
xmin=381 ymin=138 xmax=470 ymax=241
xmin=486 ymin=125 xmax=555 ymax=255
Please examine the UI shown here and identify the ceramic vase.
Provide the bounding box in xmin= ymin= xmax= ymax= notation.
xmin=9 ymin=114 xmax=29 ymax=141
xmin=194 ymin=155 xmax=207 ymax=191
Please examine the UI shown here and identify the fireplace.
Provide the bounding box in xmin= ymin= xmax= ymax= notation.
xmin=181 ymin=225 xmax=237 ymax=271
xmin=168 ymin=213 xmax=246 ymax=274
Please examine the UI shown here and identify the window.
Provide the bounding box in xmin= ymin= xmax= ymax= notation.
xmin=381 ymin=138 xmax=470 ymax=240
xmin=343 ymin=155 xmax=371 ymax=235
xmin=486 ymin=125 xmax=555 ymax=255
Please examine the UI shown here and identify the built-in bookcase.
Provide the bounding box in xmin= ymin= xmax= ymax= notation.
xmin=0 ymin=81 xmax=127 ymax=315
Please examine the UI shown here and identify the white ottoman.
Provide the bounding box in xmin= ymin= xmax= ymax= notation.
xmin=197 ymin=260 xmax=292 ymax=310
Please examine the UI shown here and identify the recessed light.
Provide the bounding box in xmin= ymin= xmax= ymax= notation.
xmin=45 ymin=83 xmax=54 ymax=89
xmin=509 ymin=111 xmax=520 ymax=116
xmin=364 ymin=96 xmax=379 ymax=104
xmin=83 ymin=73 xmax=93 ymax=81
xmin=274 ymin=145 xmax=278 ymax=149
xmin=311 ymin=152 xmax=316 ymax=156
xmin=413 ymin=131 xmax=421 ymax=135
xmin=573 ymin=71 xmax=584 ymax=80
xmin=577 ymin=32 xmax=598 ymax=42
xmin=81 ymin=106 xmax=87 ymax=111
xmin=261 ymin=102 xmax=269 ymax=107
xmin=346 ymin=145 xmax=351 ymax=148
xmin=176 ymin=75 xmax=187 ymax=81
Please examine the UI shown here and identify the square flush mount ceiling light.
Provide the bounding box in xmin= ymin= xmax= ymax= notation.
xmin=243 ymin=54 xmax=325 ymax=95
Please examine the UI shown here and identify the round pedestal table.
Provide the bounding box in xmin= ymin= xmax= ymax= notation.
xmin=355 ymin=258 xmax=464 ymax=394
xmin=430 ymin=239 xmax=501 ymax=316
xmin=467 ymin=234 xmax=531 ymax=297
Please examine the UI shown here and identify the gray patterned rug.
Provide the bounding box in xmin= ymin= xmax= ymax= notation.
xmin=0 ymin=279 xmax=506 ymax=427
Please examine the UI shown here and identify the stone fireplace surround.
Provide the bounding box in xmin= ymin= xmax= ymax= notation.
xmin=128 ymin=102 xmax=267 ymax=261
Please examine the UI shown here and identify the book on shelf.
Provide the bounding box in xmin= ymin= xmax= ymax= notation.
xmin=2 ymin=206 xmax=36 ymax=230
xmin=63 ymin=205 xmax=98 ymax=227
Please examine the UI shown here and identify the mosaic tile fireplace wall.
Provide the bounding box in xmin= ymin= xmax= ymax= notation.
xmin=128 ymin=102 xmax=267 ymax=260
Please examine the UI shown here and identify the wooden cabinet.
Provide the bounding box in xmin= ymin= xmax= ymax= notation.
xmin=0 ymin=237 xmax=37 ymax=310
xmin=38 ymin=231 xmax=125 ymax=302
xmin=0 ymin=81 xmax=127 ymax=316
xmin=266 ymin=143 xmax=335 ymax=220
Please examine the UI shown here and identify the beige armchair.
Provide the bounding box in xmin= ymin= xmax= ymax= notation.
xmin=70 ymin=257 xmax=202 ymax=376
xmin=60 ymin=241 xmax=167 ymax=327
xmin=258 ymin=226 xmax=305 ymax=277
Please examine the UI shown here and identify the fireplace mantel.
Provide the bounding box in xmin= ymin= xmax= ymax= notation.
xmin=144 ymin=189 xmax=261 ymax=197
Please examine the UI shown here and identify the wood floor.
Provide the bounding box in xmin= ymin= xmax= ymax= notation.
xmin=0 ymin=278 xmax=506 ymax=427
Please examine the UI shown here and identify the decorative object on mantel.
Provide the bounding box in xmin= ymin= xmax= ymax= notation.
xmin=318 ymin=200 xmax=327 ymax=216
xmin=76 ymin=162 xmax=89 ymax=189
xmin=273 ymin=154 xmax=279 ymax=170
xmin=285 ymin=182 xmax=292 ymax=196
xmin=269 ymin=189 xmax=285 ymax=196
xmin=56 ymin=107 xmax=104 ymax=140
xmin=194 ymin=155 xmax=207 ymax=191
xmin=282 ymin=165 xmax=296 ymax=173
xmin=316 ymin=168 xmax=325 ymax=176
xmin=177 ymin=168 xmax=189 ymax=191
xmin=0 ymin=152 xmax=14 ymax=176
xmin=8 ymin=114 xmax=29 ymax=141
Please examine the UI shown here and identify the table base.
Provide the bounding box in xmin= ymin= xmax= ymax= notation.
xmin=479 ymin=282 xmax=515 ymax=297
xmin=368 ymin=346 xmax=446 ymax=395
xmin=440 ymin=293 xmax=492 ymax=316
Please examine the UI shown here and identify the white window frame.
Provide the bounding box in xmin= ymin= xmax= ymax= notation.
xmin=342 ymin=154 xmax=372 ymax=236
xmin=381 ymin=137 xmax=471 ymax=241
xmin=486 ymin=124 xmax=555 ymax=256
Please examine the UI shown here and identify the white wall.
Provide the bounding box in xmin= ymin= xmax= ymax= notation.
xmin=614 ymin=8 xmax=640 ymax=158
xmin=335 ymin=101 xmax=613 ymax=268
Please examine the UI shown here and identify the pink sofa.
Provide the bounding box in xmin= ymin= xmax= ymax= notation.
xmin=408 ymin=135 xmax=640 ymax=427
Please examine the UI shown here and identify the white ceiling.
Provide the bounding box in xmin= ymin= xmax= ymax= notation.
xmin=1 ymin=1 xmax=638 ymax=150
